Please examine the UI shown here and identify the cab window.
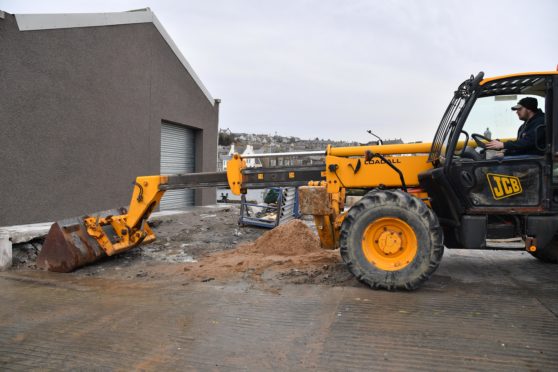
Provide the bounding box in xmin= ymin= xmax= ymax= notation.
xmin=463 ymin=94 xmax=546 ymax=142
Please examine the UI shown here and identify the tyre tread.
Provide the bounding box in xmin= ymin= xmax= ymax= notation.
xmin=340 ymin=189 xmax=444 ymax=291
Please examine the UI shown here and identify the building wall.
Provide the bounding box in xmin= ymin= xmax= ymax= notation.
xmin=0 ymin=13 xmax=218 ymax=225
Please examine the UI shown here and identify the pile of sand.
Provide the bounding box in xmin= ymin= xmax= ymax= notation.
xmin=180 ymin=220 xmax=341 ymax=282
xmin=237 ymin=220 xmax=322 ymax=256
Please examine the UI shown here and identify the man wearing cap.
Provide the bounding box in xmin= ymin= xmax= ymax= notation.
xmin=486 ymin=97 xmax=545 ymax=156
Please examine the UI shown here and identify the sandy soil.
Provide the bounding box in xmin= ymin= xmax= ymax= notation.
xmin=10 ymin=205 xmax=359 ymax=288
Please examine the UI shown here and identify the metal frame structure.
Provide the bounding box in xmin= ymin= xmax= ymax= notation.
xmin=238 ymin=187 xmax=301 ymax=229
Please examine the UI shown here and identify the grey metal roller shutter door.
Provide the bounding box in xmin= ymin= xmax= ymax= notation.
xmin=160 ymin=122 xmax=195 ymax=210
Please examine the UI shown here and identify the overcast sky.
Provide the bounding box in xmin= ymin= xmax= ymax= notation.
xmin=2 ymin=0 xmax=557 ymax=143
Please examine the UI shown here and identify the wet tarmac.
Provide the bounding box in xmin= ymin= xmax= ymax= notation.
xmin=1 ymin=249 xmax=557 ymax=370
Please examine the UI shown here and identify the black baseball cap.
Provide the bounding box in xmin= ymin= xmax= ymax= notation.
xmin=511 ymin=97 xmax=538 ymax=111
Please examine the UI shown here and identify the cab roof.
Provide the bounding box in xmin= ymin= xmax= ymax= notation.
xmin=479 ymin=71 xmax=558 ymax=97
xmin=480 ymin=71 xmax=558 ymax=85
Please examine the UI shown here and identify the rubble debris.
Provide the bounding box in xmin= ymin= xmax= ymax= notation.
xmin=12 ymin=239 xmax=43 ymax=269
xmin=7 ymin=206 xmax=360 ymax=288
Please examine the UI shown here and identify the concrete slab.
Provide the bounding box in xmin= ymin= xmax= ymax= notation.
xmin=1 ymin=223 xmax=53 ymax=244
xmin=1 ymin=249 xmax=557 ymax=370
xmin=0 ymin=230 xmax=11 ymax=270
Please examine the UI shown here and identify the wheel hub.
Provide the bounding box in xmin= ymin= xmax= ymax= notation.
xmin=378 ymin=230 xmax=402 ymax=254
xmin=362 ymin=217 xmax=418 ymax=271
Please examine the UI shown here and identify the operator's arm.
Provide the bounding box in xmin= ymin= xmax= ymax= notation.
xmin=486 ymin=139 xmax=504 ymax=150
xmin=503 ymin=118 xmax=545 ymax=155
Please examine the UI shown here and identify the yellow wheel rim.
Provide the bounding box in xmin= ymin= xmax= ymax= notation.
xmin=362 ymin=217 xmax=418 ymax=271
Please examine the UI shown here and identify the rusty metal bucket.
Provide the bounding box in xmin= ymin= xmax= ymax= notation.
xmin=37 ymin=208 xmax=125 ymax=272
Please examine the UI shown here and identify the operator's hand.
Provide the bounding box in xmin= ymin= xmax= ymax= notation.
xmin=486 ymin=140 xmax=504 ymax=150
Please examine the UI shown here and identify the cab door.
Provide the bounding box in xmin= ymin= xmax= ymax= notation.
xmin=449 ymin=157 xmax=546 ymax=212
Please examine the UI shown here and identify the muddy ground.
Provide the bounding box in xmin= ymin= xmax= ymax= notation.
xmin=10 ymin=205 xmax=358 ymax=289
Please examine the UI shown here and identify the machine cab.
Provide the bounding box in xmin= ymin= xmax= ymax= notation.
xmin=421 ymin=71 xmax=558 ymax=250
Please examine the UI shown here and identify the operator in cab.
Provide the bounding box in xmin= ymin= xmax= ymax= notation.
xmin=486 ymin=97 xmax=545 ymax=156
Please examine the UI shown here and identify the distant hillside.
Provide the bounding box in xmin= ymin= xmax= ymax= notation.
xmin=218 ymin=128 xmax=404 ymax=152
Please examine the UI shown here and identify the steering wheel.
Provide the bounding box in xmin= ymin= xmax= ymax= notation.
xmin=471 ymin=133 xmax=491 ymax=149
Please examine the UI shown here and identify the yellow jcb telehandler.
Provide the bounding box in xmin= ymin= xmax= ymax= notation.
xmin=38 ymin=70 xmax=558 ymax=290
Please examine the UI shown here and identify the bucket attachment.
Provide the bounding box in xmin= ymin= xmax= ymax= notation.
xmin=37 ymin=207 xmax=155 ymax=272
xmin=37 ymin=217 xmax=107 ymax=273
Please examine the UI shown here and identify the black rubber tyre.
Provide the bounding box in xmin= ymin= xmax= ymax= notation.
xmin=529 ymin=240 xmax=558 ymax=263
xmin=340 ymin=189 xmax=444 ymax=291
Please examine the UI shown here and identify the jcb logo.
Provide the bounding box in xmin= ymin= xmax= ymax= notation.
xmin=486 ymin=173 xmax=522 ymax=200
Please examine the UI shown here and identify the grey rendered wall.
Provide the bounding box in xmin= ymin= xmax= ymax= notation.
xmin=0 ymin=13 xmax=218 ymax=225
